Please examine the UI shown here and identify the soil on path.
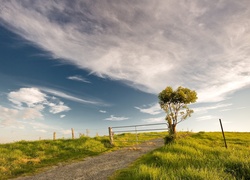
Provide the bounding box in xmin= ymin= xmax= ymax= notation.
xmin=14 ymin=138 xmax=164 ymax=180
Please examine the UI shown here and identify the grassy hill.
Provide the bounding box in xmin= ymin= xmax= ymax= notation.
xmin=0 ymin=132 xmax=166 ymax=179
xmin=0 ymin=132 xmax=249 ymax=179
xmin=110 ymin=132 xmax=250 ymax=180
xmin=0 ymin=136 xmax=109 ymax=179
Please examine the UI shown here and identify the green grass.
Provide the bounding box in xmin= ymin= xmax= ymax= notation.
xmin=110 ymin=132 xmax=250 ymax=180
xmin=0 ymin=136 xmax=110 ymax=179
xmin=0 ymin=132 xmax=166 ymax=179
xmin=112 ymin=131 xmax=167 ymax=147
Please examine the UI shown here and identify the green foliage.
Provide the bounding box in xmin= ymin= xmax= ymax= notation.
xmin=158 ymin=86 xmax=197 ymax=137
xmin=158 ymin=86 xmax=197 ymax=105
xmin=110 ymin=132 xmax=250 ymax=180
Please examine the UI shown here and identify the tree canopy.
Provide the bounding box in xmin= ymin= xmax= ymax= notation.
xmin=158 ymin=86 xmax=197 ymax=137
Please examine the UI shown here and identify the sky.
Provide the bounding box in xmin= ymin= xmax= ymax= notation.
xmin=0 ymin=0 xmax=250 ymax=143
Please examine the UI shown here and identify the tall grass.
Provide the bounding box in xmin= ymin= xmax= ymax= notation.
xmin=110 ymin=132 xmax=250 ymax=180
xmin=0 ymin=132 xmax=166 ymax=179
xmin=0 ymin=136 xmax=111 ymax=179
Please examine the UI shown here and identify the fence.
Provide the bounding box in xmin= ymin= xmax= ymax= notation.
xmin=108 ymin=123 xmax=168 ymax=146
xmin=51 ymin=128 xmax=107 ymax=140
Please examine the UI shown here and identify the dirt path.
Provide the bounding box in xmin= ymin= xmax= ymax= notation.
xmin=14 ymin=138 xmax=164 ymax=180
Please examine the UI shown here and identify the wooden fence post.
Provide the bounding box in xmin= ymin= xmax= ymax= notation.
xmin=108 ymin=127 xmax=113 ymax=145
xmin=219 ymin=119 xmax=227 ymax=149
xmin=86 ymin=129 xmax=89 ymax=137
xmin=53 ymin=132 xmax=56 ymax=140
xmin=71 ymin=128 xmax=75 ymax=139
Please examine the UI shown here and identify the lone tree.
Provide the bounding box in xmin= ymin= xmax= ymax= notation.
xmin=158 ymin=86 xmax=197 ymax=138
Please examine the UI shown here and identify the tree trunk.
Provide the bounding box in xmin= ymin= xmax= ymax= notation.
xmin=168 ymin=124 xmax=177 ymax=140
xmin=172 ymin=124 xmax=176 ymax=134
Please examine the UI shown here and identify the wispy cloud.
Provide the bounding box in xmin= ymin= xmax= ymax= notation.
xmin=60 ymin=115 xmax=66 ymax=118
xmin=143 ymin=116 xmax=166 ymax=123
xmin=99 ymin=110 xmax=107 ymax=113
xmin=67 ymin=75 xmax=91 ymax=83
xmin=38 ymin=87 xmax=104 ymax=105
xmin=36 ymin=129 xmax=47 ymax=133
xmin=104 ymin=115 xmax=129 ymax=121
xmin=193 ymin=103 xmax=233 ymax=113
xmin=135 ymin=103 xmax=162 ymax=115
xmin=1 ymin=1 xmax=250 ymax=103
xmin=196 ymin=115 xmax=217 ymax=121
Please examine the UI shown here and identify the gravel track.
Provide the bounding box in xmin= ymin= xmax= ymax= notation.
xmin=13 ymin=138 xmax=164 ymax=180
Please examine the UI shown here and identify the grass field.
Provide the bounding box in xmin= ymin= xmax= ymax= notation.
xmin=0 ymin=132 xmax=166 ymax=179
xmin=110 ymin=132 xmax=250 ymax=180
xmin=1 ymin=132 xmax=249 ymax=180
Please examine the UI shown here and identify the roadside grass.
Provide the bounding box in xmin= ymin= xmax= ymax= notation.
xmin=0 ymin=132 xmax=166 ymax=179
xmin=110 ymin=132 xmax=250 ymax=180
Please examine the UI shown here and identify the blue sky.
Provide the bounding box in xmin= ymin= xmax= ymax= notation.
xmin=0 ymin=0 xmax=250 ymax=143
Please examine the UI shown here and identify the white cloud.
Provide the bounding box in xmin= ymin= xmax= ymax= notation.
xmin=104 ymin=115 xmax=129 ymax=121
xmin=99 ymin=110 xmax=107 ymax=113
xmin=196 ymin=115 xmax=217 ymax=121
xmin=0 ymin=105 xmax=43 ymax=127
xmin=219 ymin=109 xmax=232 ymax=112
xmin=0 ymin=106 xmax=20 ymax=126
xmin=193 ymin=103 xmax=233 ymax=114
xmin=8 ymin=87 xmax=71 ymax=115
xmin=0 ymin=87 xmax=72 ymax=127
xmin=21 ymin=107 xmax=44 ymax=120
xmin=143 ymin=116 xmax=166 ymax=123
xmin=8 ymin=88 xmax=46 ymax=108
xmin=1 ymin=1 xmax=250 ymax=103
xmin=135 ymin=103 xmax=162 ymax=115
xmin=36 ymin=129 xmax=47 ymax=133
xmin=60 ymin=115 xmax=66 ymax=118
xmin=49 ymin=101 xmax=71 ymax=114
xmin=67 ymin=75 xmax=90 ymax=83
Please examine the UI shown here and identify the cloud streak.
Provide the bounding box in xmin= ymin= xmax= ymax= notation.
xmin=135 ymin=103 xmax=162 ymax=115
xmin=38 ymin=87 xmax=104 ymax=105
xmin=104 ymin=115 xmax=129 ymax=121
xmin=67 ymin=75 xmax=91 ymax=83
xmin=1 ymin=1 xmax=250 ymax=103
xmin=99 ymin=110 xmax=107 ymax=113
xmin=143 ymin=116 xmax=166 ymax=123
xmin=193 ymin=103 xmax=233 ymax=114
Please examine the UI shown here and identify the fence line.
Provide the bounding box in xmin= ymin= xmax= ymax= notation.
xmin=3 ymin=124 xmax=167 ymax=143
xmin=108 ymin=123 xmax=168 ymax=145
xmin=51 ymin=128 xmax=108 ymax=140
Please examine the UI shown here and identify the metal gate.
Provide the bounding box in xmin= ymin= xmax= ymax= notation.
xmin=108 ymin=123 xmax=168 ymax=147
